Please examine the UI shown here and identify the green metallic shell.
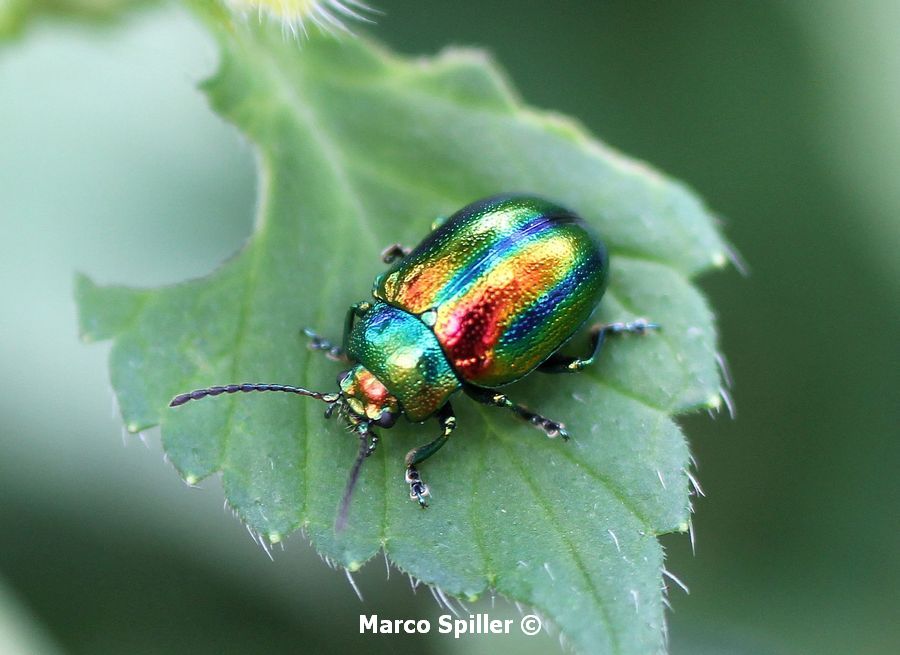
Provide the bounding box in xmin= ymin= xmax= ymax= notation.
xmin=374 ymin=195 xmax=608 ymax=388
xmin=346 ymin=302 xmax=460 ymax=422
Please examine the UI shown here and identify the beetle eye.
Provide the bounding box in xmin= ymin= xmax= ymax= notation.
xmin=376 ymin=411 xmax=397 ymax=428
xmin=336 ymin=370 xmax=350 ymax=386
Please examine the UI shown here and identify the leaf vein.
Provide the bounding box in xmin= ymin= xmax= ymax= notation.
xmin=496 ymin=432 xmax=621 ymax=655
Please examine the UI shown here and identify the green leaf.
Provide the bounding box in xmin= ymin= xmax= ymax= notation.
xmin=76 ymin=21 xmax=728 ymax=655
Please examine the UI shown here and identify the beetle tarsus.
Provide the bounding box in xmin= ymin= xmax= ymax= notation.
xmin=365 ymin=432 xmax=379 ymax=456
xmin=380 ymin=243 xmax=411 ymax=264
xmin=463 ymin=387 xmax=569 ymax=441
xmin=405 ymin=466 xmax=430 ymax=507
xmin=302 ymin=328 xmax=348 ymax=362
xmin=602 ymin=318 xmax=660 ymax=336
xmin=539 ymin=317 xmax=660 ymax=374
xmin=401 ymin=403 xmax=455 ymax=506
xmin=523 ymin=409 xmax=568 ymax=440
xmin=539 ymin=418 xmax=569 ymax=440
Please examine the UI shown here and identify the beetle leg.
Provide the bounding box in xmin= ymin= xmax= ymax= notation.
xmin=301 ymin=328 xmax=349 ymax=362
xmin=404 ymin=403 xmax=456 ymax=507
xmin=538 ymin=318 xmax=660 ymax=373
xmin=380 ymin=243 xmax=412 ymax=264
xmin=464 ymin=385 xmax=568 ymax=440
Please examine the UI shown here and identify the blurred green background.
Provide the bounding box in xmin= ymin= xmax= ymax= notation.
xmin=1 ymin=1 xmax=897 ymax=654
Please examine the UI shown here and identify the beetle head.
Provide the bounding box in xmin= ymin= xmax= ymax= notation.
xmin=336 ymin=364 xmax=400 ymax=428
xmin=167 ymin=364 xmax=398 ymax=532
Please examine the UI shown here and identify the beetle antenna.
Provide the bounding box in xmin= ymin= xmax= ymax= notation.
xmin=335 ymin=424 xmax=379 ymax=532
xmin=169 ymin=383 xmax=339 ymax=407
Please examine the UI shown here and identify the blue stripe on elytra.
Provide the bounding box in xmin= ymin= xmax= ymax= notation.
xmin=502 ymin=239 xmax=604 ymax=348
xmin=503 ymin=266 xmax=584 ymax=346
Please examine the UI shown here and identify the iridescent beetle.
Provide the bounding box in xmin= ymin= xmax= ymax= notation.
xmin=170 ymin=195 xmax=657 ymax=527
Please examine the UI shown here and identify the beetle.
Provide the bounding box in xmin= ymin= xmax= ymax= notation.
xmin=170 ymin=194 xmax=658 ymax=528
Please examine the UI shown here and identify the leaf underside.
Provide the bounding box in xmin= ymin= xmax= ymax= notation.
xmin=76 ymin=20 xmax=728 ymax=655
